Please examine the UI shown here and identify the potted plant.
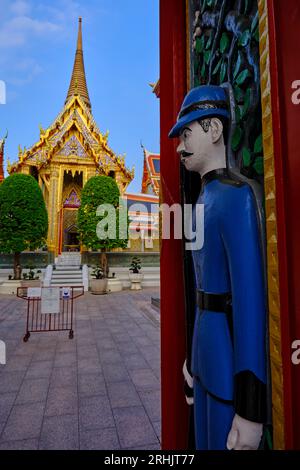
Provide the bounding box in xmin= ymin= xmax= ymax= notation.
xmin=90 ymin=265 xmax=108 ymax=295
xmin=21 ymin=265 xmax=42 ymax=287
xmin=129 ymin=257 xmax=144 ymax=290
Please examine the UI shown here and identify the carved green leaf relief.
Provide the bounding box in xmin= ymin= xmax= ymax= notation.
xmin=189 ymin=0 xmax=264 ymax=181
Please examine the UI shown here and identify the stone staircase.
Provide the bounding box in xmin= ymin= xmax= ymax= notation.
xmin=46 ymin=253 xmax=88 ymax=290
xmin=50 ymin=265 xmax=84 ymax=288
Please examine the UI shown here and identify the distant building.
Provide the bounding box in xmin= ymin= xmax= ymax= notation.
xmin=141 ymin=147 xmax=160 ymax=196
xmin=123 ymin=146 xmax=160 ymax=253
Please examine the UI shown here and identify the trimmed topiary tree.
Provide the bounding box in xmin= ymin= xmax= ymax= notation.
xmin=0 ymin=173 xmax=48 ymax=279
xmin=77 ymin=175 xmax=128 ymax=276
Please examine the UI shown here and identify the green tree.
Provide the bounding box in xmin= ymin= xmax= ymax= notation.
xmin=77 ymin=175 xmax=128 ymax=276
xmin=0 ymin=173 xmax=48 ymax=279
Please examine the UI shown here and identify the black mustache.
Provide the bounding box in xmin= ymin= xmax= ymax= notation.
xmin=180 ymin=151 xmax=193 ymax=159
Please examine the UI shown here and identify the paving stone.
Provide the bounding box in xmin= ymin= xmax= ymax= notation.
xmin=39 ymin=414 xmax=79 ymax=450
xmin=0 ymin=371 xmax=25 ymax=394
xmin=129 ymin=369 xmax=160 ymax=392
xmin=116 ymin=341 xmax=139 ymax=355
xmin=124 ymin=354 xmax=149 ymax=371
xmin=78 ymin=373 xmax=106 ymax=397
xmin=80 ymin=428 xmax=120 ymax=450
xmin=77 ymin=345 xmax=98 ymax=359
xmin=0 ymin=392 xmax=17 ymax=422
xmin=1 ymin=402 xmax=45 ymax=442
xmin=96 ymin=337 xmax=117 ymax=351
xmin=79 ymin=395 xmax=114 ymax=430
xmin=31 ymin=349 xmax=56 ymax=362
xmin=16 ymin=378 xmax=49 ymax=405
xmin=139 ymin=390 xmax=161 ymax=422
xmin=107 ymin=381 xmax=142 ymax=408
xmin=77 ymin=357 xmax=102 ymax=374
xmin=45 ymin=386 xmax=78 ymax=417
xmin=4 ymin=355 xmax=32 ymax=372
xmin=56 ymin=341 xmax=76 ymax=354
xmin=99 ymin=348 xmax=122 ymax=365
xmin=25 ymin=360 xmax=53 ymax=379
xmin=102 ymin=364 xmax=130 ymax=383
xmin=134 ymin=336 xmax=155 ymax=348
xmin=152 ymin=420 xmax=161 ymax=442
xmin=50 ymin=367 xmax=77 ymax=389
xmin=0 ymin=421 xmax=5 ymax=436
xmin=0 ymin=439 xmax=38 ymax=450
xmin=113 ymin=406 xmax=158 ymax=449
xmin=54 ymin=352 xmax=76 ymax=368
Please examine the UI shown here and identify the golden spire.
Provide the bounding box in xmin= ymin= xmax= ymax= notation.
xmin=65 ymin=17 xmax=91 ymax=109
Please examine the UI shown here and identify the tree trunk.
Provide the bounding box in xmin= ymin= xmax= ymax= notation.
xmin=14 ymin=252 xmax=22 ymax=280
xmin=100 ymin=251 xmax=109 ymax=278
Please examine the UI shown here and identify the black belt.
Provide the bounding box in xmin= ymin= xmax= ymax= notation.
xmin=196 ymin=290 xmax=232 ymax=314
xmin=196 ymin=290 xmax=233 ymax=341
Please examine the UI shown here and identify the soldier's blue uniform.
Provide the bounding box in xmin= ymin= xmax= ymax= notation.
xmin=191 ymin=170 xmax=267 ymax=449
xmin=169 ymin=85 xmax=267 ymax=450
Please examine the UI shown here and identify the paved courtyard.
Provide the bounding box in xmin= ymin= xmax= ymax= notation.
xmin=0 ymin=288 xmax=161 ymax=450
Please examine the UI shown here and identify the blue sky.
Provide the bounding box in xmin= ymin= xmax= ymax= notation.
xmin=0 ymin=0 xmax=159 ymax=193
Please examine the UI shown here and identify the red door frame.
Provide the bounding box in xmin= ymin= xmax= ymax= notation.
xmin=160 ymin=0 xmax=300 ymax=450
xmin=267 ymin=0 xmax=300 ymax=449
xmin=160 ymin=0 xmax=189 ymax=450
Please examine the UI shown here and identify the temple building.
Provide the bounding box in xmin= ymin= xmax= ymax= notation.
xmin=8 ymin=18 xmax=134 ymax=257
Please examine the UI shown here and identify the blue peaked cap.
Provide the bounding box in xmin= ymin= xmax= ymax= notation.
xmin=169 ymin=85 xmax=230 ymax=138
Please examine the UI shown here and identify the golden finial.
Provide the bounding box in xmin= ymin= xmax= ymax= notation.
xmin=39 ymin=124 xmax=45 ymax=136
xmin=65 ymin=18 xmax=91 ymax=109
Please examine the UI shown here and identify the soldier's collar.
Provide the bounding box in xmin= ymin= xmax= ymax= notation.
xmin=201 ymin=168 xmax=229 ymax=186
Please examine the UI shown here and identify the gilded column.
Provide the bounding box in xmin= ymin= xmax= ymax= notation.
xmin=47 ymin=168 xmax=60 ymax=255
xmin=258 ymin=0 xmax=284 ymax=450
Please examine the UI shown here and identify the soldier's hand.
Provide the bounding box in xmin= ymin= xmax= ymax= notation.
xmin=183 ymin=359 xmax=194 ymax=405
xmin=227 ymin=414 xmax=263 ymax=450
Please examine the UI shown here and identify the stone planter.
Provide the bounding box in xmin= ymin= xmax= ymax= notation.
xmin=129 ymin=272 xmax=144 ymax=290
xmin=90 ymin=278 xmax=108 ymax=295
xmin=0 ymin=280 xmax=21 ymax=295
xmin=107 ymin=277 xmax=123 ymax=293
xmin=21 ymin=280 xmax=41 ymax=288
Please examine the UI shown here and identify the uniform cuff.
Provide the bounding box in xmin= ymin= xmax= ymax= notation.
xmin=234 ymin=370 xmax=266 ymax=423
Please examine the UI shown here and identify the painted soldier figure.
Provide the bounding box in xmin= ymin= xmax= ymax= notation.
xmin=169 ymin=86 xmax=267 ymax=450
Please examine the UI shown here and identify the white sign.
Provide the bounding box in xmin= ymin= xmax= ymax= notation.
xmin=61 ymin=287 xmax=71 ymax=299
xmin=0 ymin=340 xmax=6 ymax=365
xmin=27 ymin=287 xmax=42 ymax=298
xmin=145 ymin=237 xmax=153 ymax=249
xmin=41 ymin=288 xmax=60 ymax=315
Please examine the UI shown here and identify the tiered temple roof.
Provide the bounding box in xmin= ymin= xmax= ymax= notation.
xmin=141 ymin=147 xmax=160 ymax=196
xmin=8 ymin=18 xmax=134 ymax=186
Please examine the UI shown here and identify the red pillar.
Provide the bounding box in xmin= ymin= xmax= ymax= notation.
xmin=160 ymin=0 xmax=189 ymax=449
xmin=267 ymin=0 xmax=300 ymax=449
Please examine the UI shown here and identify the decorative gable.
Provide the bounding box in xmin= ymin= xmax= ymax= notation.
xmin=64 ymin=189 xmax=81 ymax=208
xmin=58 ymin=135 xmax=87 ymax=158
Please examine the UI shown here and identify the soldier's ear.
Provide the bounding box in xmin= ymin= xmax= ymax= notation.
xmin=210 ymin=118 xmax=223 ymax=144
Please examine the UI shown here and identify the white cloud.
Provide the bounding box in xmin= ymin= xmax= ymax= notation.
xmin=6 ymin=58 xmax=43 ymax=86
xmin=0 ymin=0 xmax=94 ymax=89
xmin=10 ymin=0 xmax=31 ymax=16
xmin=0 ymin=16 xmax=61 ymax=48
